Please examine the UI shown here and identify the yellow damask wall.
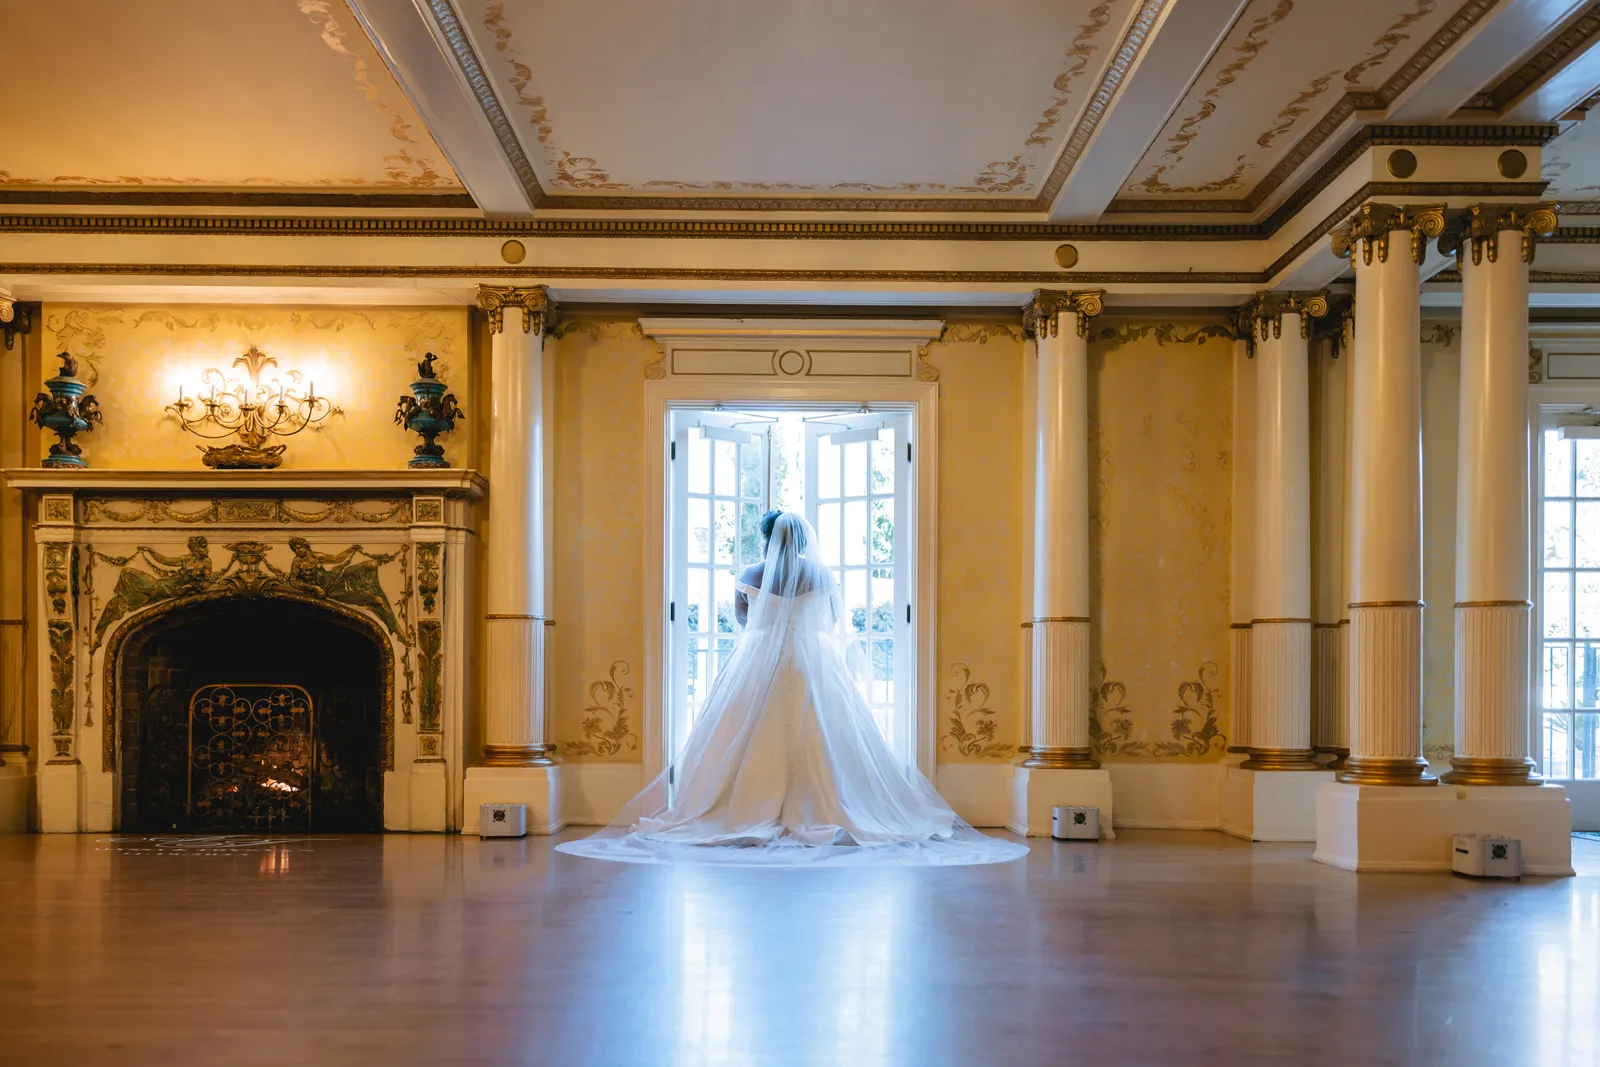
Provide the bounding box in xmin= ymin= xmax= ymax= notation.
xmin=1420 ymin=323 xmax=1462 ymax=762
xmin=548 ymin=321 xmax=655 ymax=762
xmin=37 ymin=305 xmax=472 ymax=471
xmin=1087 ymin=323 xmax=1235 ymax=762
xmin=922 ymin=326 xmax=1029 ymax=765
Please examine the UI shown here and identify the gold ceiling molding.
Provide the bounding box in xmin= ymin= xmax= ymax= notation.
xmin=422 ymin=0 xmax=547 ymax=204
xmin=296 ymin=0 xmax=452 ymax=188
xmin=1035 ymin=0 xmax=1168 ymax=207
xmin=0 ymin=190 xmax=478 ymax=208
xmin=1114 ymin=1 xmax=1504 ymax=212
xmin=1111 ymin=123 xmax=1556 ymax=218
xmin=1462 ymin=5 xmax=1600 ymax=112
xmin=1128 ymin=0 xmax=1297 ymax=196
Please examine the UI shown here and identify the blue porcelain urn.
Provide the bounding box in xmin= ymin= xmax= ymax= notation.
xmin=394 ymin=353 xmax=463 ymax=469
xmin=31 ymin=352 xmax=102 ymax=468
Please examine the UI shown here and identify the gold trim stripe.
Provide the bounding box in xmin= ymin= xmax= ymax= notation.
xmin=1032 ymin=615 xmax=1091 ymax=623
xmin=1251 ymin=617 xmax=1313 ymax=624
xmin=485 ymin=612 xmax=545 ymax=620
xmin=1455 ymin=600 xmax=1532 ymax=608
xmin=1349 ymin=600 xmax=1425 ymax=609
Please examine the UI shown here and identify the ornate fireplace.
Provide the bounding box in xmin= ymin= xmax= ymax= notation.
xmin=8 ymin=469 xmax=484 ymax=833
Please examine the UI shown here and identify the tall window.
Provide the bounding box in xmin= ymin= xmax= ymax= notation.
xmin=1540 ymin=427 xmax=1600 ymax=780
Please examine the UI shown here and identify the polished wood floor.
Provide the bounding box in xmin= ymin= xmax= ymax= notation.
xmin=2 ymin=829 xmax=1596 ymax=1067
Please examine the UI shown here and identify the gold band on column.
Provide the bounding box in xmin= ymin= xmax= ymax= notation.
xmin=1240 ymin=747 xmax=1323 ymax=771
xmin=1440 ymin=756 xmax=1540 ymax=786
xmin=1336 ymin=756 xmax=1436 ymax=786
xmin=481 ymin=742 xmax=560 ymax=768
xmin=1020 ymin=746 xmax=1100 ymax=770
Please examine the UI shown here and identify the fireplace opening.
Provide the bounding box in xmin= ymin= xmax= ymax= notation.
xmin=116 ymin=597 xmax=388 ymax=833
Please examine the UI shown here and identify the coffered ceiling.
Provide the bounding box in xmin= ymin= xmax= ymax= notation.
xmin=0 ymin=0 xmax=461 ymax=193
xmin=5 ymin=0 xmax=1600 ymax=227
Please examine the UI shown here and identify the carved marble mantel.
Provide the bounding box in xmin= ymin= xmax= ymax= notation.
xmin=4 ymin=468 xmax=485 ymax=833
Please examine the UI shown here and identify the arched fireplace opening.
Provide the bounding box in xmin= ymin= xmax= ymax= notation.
xmin=114 ymin=597 xmax=388 ymax=833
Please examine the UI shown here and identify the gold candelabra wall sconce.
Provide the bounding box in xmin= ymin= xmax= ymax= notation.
xmin=166 ymin=346 xmax=342 ymax=469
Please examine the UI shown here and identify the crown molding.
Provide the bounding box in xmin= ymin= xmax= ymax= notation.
xmin=1461 ymin=4 xmax=1600 ymax=112
xmin=0 ymin=190 xmax=479 ymax=209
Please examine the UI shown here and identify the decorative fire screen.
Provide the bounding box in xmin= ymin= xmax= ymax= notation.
xmin=188 ymin=684 xmax=313 ymax=831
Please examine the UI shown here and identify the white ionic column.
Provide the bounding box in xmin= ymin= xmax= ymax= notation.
xmin=1443 ymin=205 xmax=1557 ymax=785
xmin=1022 ymin=289 xmax=1102 ymax=769
xmin=1330 ymin=308 xmax=1356 ymax=765
xmin=1243 ymin=293 xmax=1326 ymax=770
xmin=1334 ymin=204 xmax=1444 ymax=786
xmin=477 ymin=286 xmax=555 ymax=767
xmin=1228 ymin=337 xmax=1255 ymax=753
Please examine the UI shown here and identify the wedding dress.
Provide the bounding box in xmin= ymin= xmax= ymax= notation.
xmin=557 ymin=513 xmax=1027 ymax=867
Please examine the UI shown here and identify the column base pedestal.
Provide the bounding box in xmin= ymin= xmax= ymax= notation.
xmin=1007 ymin=766 xmax=1114 ymax=838
xmin=0 ymin=763 xmax=34 ymax=833
xmin=1219 ymin=764 xmax=1334 ymax=841
xmin=463 ymin=764 xmax=565 ymax=835
xmin=1314 ymin=781 xmax=1573 ymax=875
xmin=38 ymin=761 xmax=80 ymax=833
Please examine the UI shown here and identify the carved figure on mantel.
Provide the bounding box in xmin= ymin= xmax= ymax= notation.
xmin=93 ymin=536 xmax=214 ymax=646
xmin=281 ymin=538 xmax=399 ymax=633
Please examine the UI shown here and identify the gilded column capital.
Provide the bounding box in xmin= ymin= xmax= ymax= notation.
xmin=1234 ymin=290 xmax=1330 ymax=352
xmin=1438 ymin=202 xmax=1560 ymax=267
xmin=476 ymin=284 xmax=559 ymax=335
xmin=1023 ymin=289 xmax=1104 ymax=340
xmin=1330 ymin=203 xmax=1446 ymax=266
xmin=0 ymin=287 xmax=14 ymax=324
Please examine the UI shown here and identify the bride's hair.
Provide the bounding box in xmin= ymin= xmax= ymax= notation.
xmin=759 ymin=509 xmax=783 ymax=547
xmin=757 ymin=511 xmax=822 ymax=602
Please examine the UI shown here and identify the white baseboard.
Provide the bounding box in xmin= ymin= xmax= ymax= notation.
xmin=561 ymin=762 xmax=644 ymax=826
xmin=936 ymin=763 xmax=1012 ymax=827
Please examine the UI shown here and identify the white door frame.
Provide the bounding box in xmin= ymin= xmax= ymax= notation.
xmin=643 ymin=379 xmax=939 ymax=785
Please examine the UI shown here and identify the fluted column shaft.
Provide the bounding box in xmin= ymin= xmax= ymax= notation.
xmin=1336 ymin=207 xmax=1441 ymax=786
xmin=1245 ymin=309 xmax=1318 ymax=768
xmin=480 ymin=292 xmax=555 ymax=766
xmin=1023 ymin=290 xmax=1101 ymax=769
xmin=1444 ymin=208 xmax=1554 ymax=785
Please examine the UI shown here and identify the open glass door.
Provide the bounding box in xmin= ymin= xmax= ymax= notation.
xmin=668 ymin=409 xmax=770 ymax=767
xmin=804 ymin=411 xmax=914 ymax=768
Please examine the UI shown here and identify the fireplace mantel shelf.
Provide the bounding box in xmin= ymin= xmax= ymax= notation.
xmin=4 ymin=468 xmax=487 ymax=498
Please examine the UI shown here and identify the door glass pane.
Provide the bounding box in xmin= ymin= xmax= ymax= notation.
xmin=1576 ymin=713 xmax=1600 ymax=780
xmin=1547 ymin=430 xmax=1572 ymax=497
xmin=871 ymin=434 xmax=895 ymax=493
xmin=817 ymin=436 xmax=840 ymax=499
xmin=1546 ymin=571 xmax=1572 ymax=637
xmin=688 ymin=429 xmax=710 ymax=494
xmin=687 ymin=497 xmax=711 ymax=564
xmin=1544 ymin=713 xmax=1571 ymax=779
xmin=871 ymin=499 xmax=894 ymax=564
xmin=740 ymin=442 xmax=763 ymax=499
xmin=1577 ymin=439 xmax=1600 ymax=496
xmin=713 ymin=439 xmax=737 ymax=496
xmin=1579 ymin=503 xmax=1600 ymax=566
xmin=1577 ymin=573 xmax=1600 ymax=637
xmin=688 ymin=568 xmax=709 ymax=634
xmin=843 ymin=569 xmax=868 ymax=634
xmin=1546 ymin=643 xmax=1571 ymax=708
xmin=714 ymin=500 xmax=736 ymax=565
xmin=1547 ymin=501 xmax=1573 ymax=567
xmin=1577 ymin=644 xmax=1600 ymax=708
xmin=870 ymin=576 xmax=895 ymax=633
xmin=818 ymin=501 xmax=841 ymax=562
xmin=843 ymin=440 xmax=868 ymax=496
xmin=843 ymin=499 xmax=868 ymax=565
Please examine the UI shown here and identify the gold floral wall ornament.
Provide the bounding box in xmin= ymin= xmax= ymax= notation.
xmin=940 ymin=663 xmax=1013 ymax=760
xmin=1420 ymin=324 xmax=1458 ymax=345
xmin=44 ymin=544 xmax=72 ymax=616
xmin=47 ymin=621 xmax=74 ymax=755
xmin=1151 ymin=663 xmax=1226 ymax=757
xmin=1530 ymin=347 xmax=1544 ymax=384
xmin=416 ymin=619 xmax=443 ymax=734
xmin=1087 ymin=662 xmax=1148 ymax=757
xmin=1089 ymin=323 xmax=1234 ymax=350
xmin=565 ymin=661 xmax=639 ymax=758
xmin=416 ymin=543 xmax=442 ymax=614
xmin=1437 ymin=203 xmax=1560 ymax=267
xmin=1024 ymin=289 xmax=1105 ymax=339
xmin=1330 ymin=202 xmax=1447 ymax=265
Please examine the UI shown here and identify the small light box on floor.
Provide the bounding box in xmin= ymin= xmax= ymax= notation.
xmin=480 ymin=803 xmax=528 ymax=838
xmin=1451 ymin=834 xmax=1521 ymax=879
xmin=1051 ymin=805 xmax=1100 ymax=840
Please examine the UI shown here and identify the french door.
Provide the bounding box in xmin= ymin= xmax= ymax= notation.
xmin=668 ymin=410 xmax=771 ymax=765
xmin=805 ymin=412 xmax=914 ymax=768
xmin=666 ymin=405 xmax=917 ymax=772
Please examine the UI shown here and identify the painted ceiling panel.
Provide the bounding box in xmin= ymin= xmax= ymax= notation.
xmin=458 ymin=0 xmax=1141 ymax=199
xmin=1544 ymin=118 xmax=1600 ymax=201
xmin=1118 ymin=0 xmax=1463 ymax=201
xmin=0 ymin=0 xmax=460 ymax=190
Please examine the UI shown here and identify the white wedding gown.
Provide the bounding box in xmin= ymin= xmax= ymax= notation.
xmin=557 ymin=514 xmax=1027 ymax=868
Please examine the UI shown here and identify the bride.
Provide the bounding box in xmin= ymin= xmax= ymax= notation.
xmin=557 ymin=511 xmax=1026 ymax=866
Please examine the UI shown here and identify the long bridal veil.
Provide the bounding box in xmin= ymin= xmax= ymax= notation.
xmin=556 ymin=512 xmax=1027 ymax=867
